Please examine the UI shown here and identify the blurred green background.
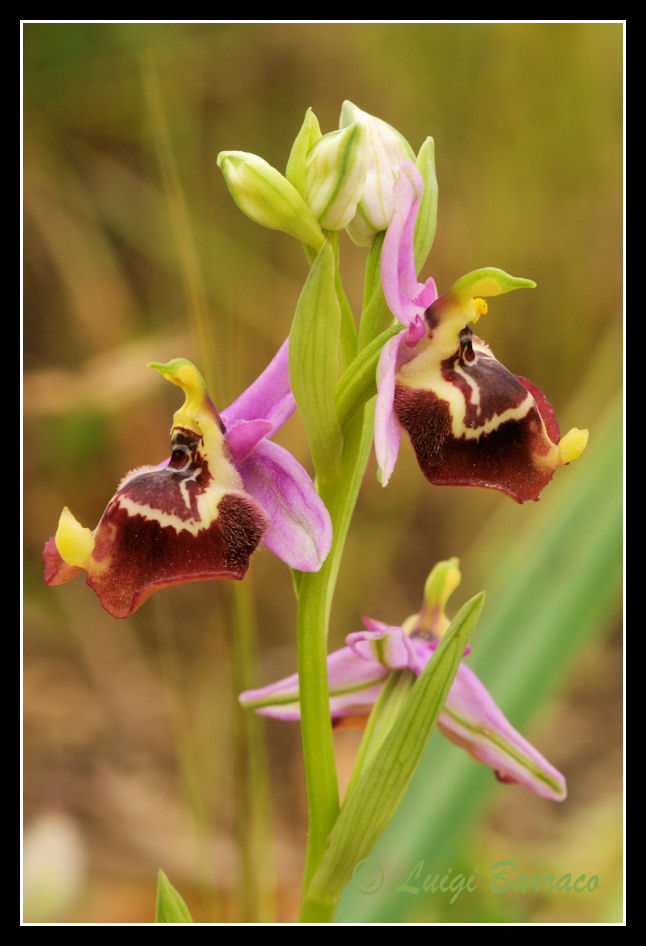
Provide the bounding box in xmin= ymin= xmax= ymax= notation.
xmin=23 ymin=22 xmax=623 ymax=923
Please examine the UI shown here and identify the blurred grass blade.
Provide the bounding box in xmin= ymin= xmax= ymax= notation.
xmin=231 ymin=580 xmax=277 ymax=923
xmin=142 ymin=58 xmax=217 ymax=395
xmin=155 ymin=869 xmax=194 ymax=923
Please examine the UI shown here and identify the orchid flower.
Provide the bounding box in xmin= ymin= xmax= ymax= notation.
xmin=375 ymin=161 xmax=588 ymax=502
xmin=43 ymin=340 xmax=332 ymax=619
xmin=240 ymin=558 xmax=566 ymax=802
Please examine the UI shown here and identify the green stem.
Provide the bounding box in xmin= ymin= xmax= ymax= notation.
xmin=296 ymin=234 xmax=389 ymax=921
xmin=297 ymin=402 xmax=375 ymax=912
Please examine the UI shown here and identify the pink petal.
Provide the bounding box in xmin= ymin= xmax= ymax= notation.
xmin=239 ymin=645 xmax=390 ymax=721
xmin=347 ymin=624 xmax=424 ymax=674
xmin=220 ymin=338 xmax=296 ymax=436
xmin=374 ymin=332 xmax=405 ymax=486
xmin=225 ymin=418 xmax=274 ymax=462
xmin=381 ymin=162 xmax=437 ymax=327
xmin=438 ymin=661 xmax=567 ymax=801
xmin=235 ymin=439 xmax=332 ymax=572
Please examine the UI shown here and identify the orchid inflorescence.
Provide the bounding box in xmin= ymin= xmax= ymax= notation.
xmin=44 ymin=101 xmax=588 ymax=922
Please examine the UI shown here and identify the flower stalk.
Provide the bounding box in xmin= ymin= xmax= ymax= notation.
xmin=295 ymin=401 xmax=376 ymax=899
xmin=291 ymin=229 xmax=406 ymax=903
xmin=300 ymin=592 xmax=485 ymax=921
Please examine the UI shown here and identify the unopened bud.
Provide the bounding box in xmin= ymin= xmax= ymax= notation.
xmin=217 ymin=150 xmax=325 ymax=249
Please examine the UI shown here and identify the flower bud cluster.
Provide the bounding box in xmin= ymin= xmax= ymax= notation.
xmin=218 ymin=101 xmax=436 ymax=252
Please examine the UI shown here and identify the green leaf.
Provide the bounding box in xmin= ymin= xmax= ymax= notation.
xmin=335 ymin=322 xmax=401 ymax=430
xmin=289 ymin=241 xmax=344 ymax=482
xmin=302 ymin=592 xmax=485 ymax=912
xmin=155 ymin=869 xmax=194 ymax=923
xmin=343 ymin=669 xmax=417 ymax=800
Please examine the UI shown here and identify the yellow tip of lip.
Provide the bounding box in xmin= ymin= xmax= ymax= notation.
xmin=54 ymin=506 xmax=95 ymax=568
xmin=559 ymin=427 xmax=589 ymax=464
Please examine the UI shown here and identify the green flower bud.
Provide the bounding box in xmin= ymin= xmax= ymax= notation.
xmin=418 ymin=558 xmax=461 ymax=637
xmin=216 ymin=150 xmax=325 ymax=249
xmin=340 ymin=101 xmax=415 ymax=246
xmin=303 ymin=123 xmax=369 ymax=230
xmin=400 ymin=558 xmax=462 ymax=639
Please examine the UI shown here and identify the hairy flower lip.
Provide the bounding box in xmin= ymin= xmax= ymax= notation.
xmin=43 ymin=341 xmax=332 ymax=618
xmin=376 ymin=160 xmax=588 ymax=500
xmin=44 ymin=454 xmax=269 ymax=620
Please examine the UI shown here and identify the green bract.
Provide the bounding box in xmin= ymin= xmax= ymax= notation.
xmin=289 ymin=242 xmax=344 ymax=482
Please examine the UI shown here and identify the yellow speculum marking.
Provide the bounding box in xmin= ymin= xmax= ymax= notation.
xmin=116 ymin=486 xmax=236 ymax=536
xmin=398 ymin=335 xmax=535 ymax=441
